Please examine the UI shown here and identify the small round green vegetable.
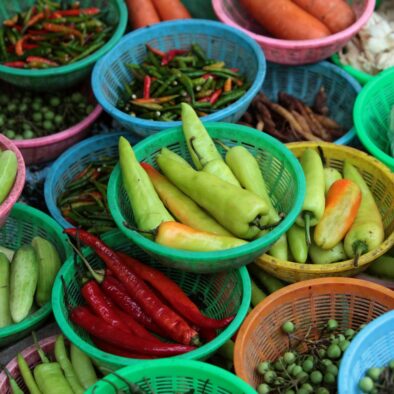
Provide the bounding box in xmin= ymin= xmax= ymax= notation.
xmin=33 ymin=112 xmax=43 ymax=122
xmin=297 ymin=389 xmax=309 ymax=394
xmin=339 ymin=340 xmax=350 ymax=352
xmin=50 ymin=97 xmax=61 ymax=107
xmin=264 ymin=371 xmax=276 ymax=384
xmin=284 ymin=390 xmax=295 ymax=394
xmin=327 ymin=319 xmax=338 ymax=331
xmin=5 ymin=130 xmax=15 ymax=139
xmin=282 ymin=321 xmax=295 ymax=334
xmin=23 ymin=130 xmax=35 ymax=139
xmin=284 ymin=352 xmax=296 ymax=364
xmin=257 ymin=383 xmax=271 ymax=394
xmin=310 ymin=370 xmax=323 ymax=384
xmin=345 ymin=328 xmax=355 ymax=338
xmin=366 ymin=368 xmax=381 ymax=381
xmin=300 ymin=383 xmax=313 ymax=393
xmin=316 ymin=388 xmax=330 ymax=394
xmin=54 ymin=114 xmax=63 ymax=125
xmin=44 ymin=111 xmax=55 ymax=120
xmin=359 ymin=376 xmax=374 ymax=393
xmin=296 ymin=371 xmax=309 ymax=384
xmin=302 ymin=359 xmax=314 ymax=372
xmin=318 ymin=349 xmax=326 ymax=358
xmin=326 ymin=364 xmax=338 ymax=376
xmin=257 ymin=361 xmax=271 ymax=375
xmin=274 ymin=359 xmax=285 ymax=371
xmin=43 ymin=120 xmax=54 ymax=131
xmin=327 ymin=344 xmax=341 ymax=359
xmin=7 ymin=103 xmax=17 ymax=113
xmin=291 ymin=365 xmax=302 ymax=377
xmin=323 ymin=372 xmax=336 ymax=384
xmin=321 ymin=359 xmax=333 ymax=367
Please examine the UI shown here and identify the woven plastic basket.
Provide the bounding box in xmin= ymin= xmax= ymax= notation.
xmin=262 ymin=61 xmax=361 ymax=146
xmin=92 ymin=19 xmax=266 ymax=138
xmin=255 ymin=141 xmax=394 ymax=283
xmin=44 ymin=132 xmax=139 ymax=231
xmin=353 ymin=67 xmax=394 ymax=171
xmin=0 ymin=335 xmax=57 ymax=393
xmin=86 ymin=359 xmax=256 ymax=394
xmin=338 ymin=309 xmax=394 ymax=394
xmin=0 ymin=203 xmax=70 ymax=347
xmin=234 ymin=277 xmax=394 ymax=389
xmin=0 ymin=134 xmax=25 ymax=227
xmin=108 ymin=123 xmax=305 ymax=273
xmin=52 ymin=230 xmax=251 ymax=371
xmin=212 ymin=0 xmax=375 ymax=65
xmin=0 ymin=0 xmax=128 ymax=91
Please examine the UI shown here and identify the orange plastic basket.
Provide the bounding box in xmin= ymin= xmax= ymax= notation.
xmin=234 ymin=277 xmax=394 ymax=389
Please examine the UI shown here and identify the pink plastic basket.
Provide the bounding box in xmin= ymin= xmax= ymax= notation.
xmin=212 ymin=0 xmax=375 ymax=65
xmin=0 ymin=135 xmax=25 ymax=227
xmin=0 ymin=336 xmax=56 ymax=394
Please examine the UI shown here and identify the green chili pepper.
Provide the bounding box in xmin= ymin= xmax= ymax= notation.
xmin=156 ymin=153 xmax=269 ymax=239
xmin=68 ymin=41 xmax=105 ymax=64
xmin=309 ymin=241 xmax=346 ymax=264
xmin=203 ymin=62 xmax=225 ymax=70
xmin=119 ymin=137 xmax=173 ymax=232
xmin=288 ymin=224 xmax=308 ymax=263
xmin=248 ymin=264 xmax=285 ymax=294
xmin=0 ymin=29 xmax=8 ymax=60
xmin=268 ymin=234 xmax=289 ymax=261
xmin=191 ymin=43 xmax=207 ymax=62
xmin=17 ymin=353 xmax=41 ymax=394
xmin=160 ymin=147 xmax=192 ymax=168
xmin=213 ymin=89 xmax=245 ymax=109
xmin=295 ymin=148 xmax=325 ymax=246
xmin=3 ymin=367 xmax=23 ymax=394
xmin=250 ymin=278 xmax=267 ymax=307
xmin=178 ymin=72 xmax=195 ymax=102
xmin=324 ymin=167 xmax=342 ymax=195
xmin=343 ymin=161 xmax=385 ymax=266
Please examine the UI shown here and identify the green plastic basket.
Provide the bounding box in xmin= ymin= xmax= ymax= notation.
xmin=0 ymin=203 xmax=71 ymax=347
xmin=0 ymin=0 xmax=128 ymax=91
xmin=108 ymin=123 xmax=305 ymax=273
xmin=353 ymin=66 xmax=394 ymax=171
xmin=86 ymin=359 xmax=256 ymax=393
xmin=52 ymin=230 xmax=251 ymax=371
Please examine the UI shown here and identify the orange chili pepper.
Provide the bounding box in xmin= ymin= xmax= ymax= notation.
xmin=224 ymin=77 xmax=232 ymax=92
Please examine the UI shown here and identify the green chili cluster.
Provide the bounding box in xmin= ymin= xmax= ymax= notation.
xmin=117 ymin=44 xmax=250 ymax=121
xmin=0 ymin=0 xmax=115 ymax=68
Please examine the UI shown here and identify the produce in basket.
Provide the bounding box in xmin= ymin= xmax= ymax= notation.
xmin=62 ymin=230 xmax=235 ymax=359
xmin=366 ymin=248 xmax=394 ymax=281
xmin=358 ymin=358 xmax=394 ymax=393
xmin=239 ymin=0 xmax=355 ymax=40
xmin=0 ymin=85 xmax=95 ymax=140
xmin=116 ymin=43 xmax=249 ymax=121
xmin=239 ymin=88 xmax=346 ymax=143
xmin=0 ymin=2 xmax=115 ymax=69
xmin=0 ymin=149 xmax=17 ymax=204
xmin=0 ymin=237 xmax=61 ymax=328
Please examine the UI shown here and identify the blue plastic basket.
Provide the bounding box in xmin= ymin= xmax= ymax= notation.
xmin=44 ymin=132 xmax=139 ymax=231
xmin=262 ymin=61 xmax=362 ymax=146
xmin=338 ymin=310 xmax=394 ymax=394
xmin=91 ymin=19 xmax=266 ymax=138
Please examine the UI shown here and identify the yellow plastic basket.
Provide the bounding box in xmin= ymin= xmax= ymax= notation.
xmin=255 ymin=142 xmax=394 ymax=283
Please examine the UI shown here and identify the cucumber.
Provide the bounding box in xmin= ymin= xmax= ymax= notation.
xmin=0 ymin=150 xmax=18 ymax=204
xmin=32 ymin=236 xmax=62 ymax=306
xmin=9 ymin=245 xmax=39 ymax=323
xmin=0 ymin=252 xmax=11 ymax=328
xmin=366 ymin=255 xmax=394 ymax=280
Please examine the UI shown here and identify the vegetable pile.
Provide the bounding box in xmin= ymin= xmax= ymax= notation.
xmin=119 ymin=103 xmax=281 ymax=252
xmin=63 ymin=230 xmax=234 ymax=358
xmin=58 ymin=158 xmax=117 ymax=234
xmin=239 ymin=0 xmax=355 ymax=40
xmin=0 ymin=87 xmax=94 ymax=140
xmin=366 ymin=248 xmax=394 ymax=281
xmin=266 ymin=147 xmax=384 ymax=266
xmin=0 ymin=149 xmax=17 ymax=205
xmin=240 ymin=88 xmax=346 ymax=143
xmin=0 ymin=237 xmax=61 ymax=328
xmin=359 ymin=358 xmax=394 ymax=393
xmin=117 ymin=44 xmax=249 ymax=121
xmin=0 ymin=1 xmax=115 ymax=68
xmin=255 ymin=319 xmax=364 ymax=394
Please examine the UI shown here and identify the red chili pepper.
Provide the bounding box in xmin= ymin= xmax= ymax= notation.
xmin=161 ymin=49 xmax=188 ymax=66
xmin=146 ymin=44 xmax=165 ymax=58
xmin=3 ymin=15 xmax=18 ymax=27
xmin=42 ymin=23 xmax=83 ymax=41
xmin=56 ymin=8 xmax=101 ymax=16
xmin=209 ymin=88 xmax=223 ymax=105
xmin=202 ymin=73 xmax=214 ymax=80
xmin=70 ymin=306 xmax=195 ymax=356
xmin=27 ymin=29 xmax=47 ymax=35
xmin=48 ymin=11 xmax=63 ymax=19
xmin=229 ymin=67 xmax=239 ymax=72
xmin=198 ymin=327 xmax=217 ymax=342
xmin=23 ymin=43 xmax=38 ymax=50
xmin=118 ymin=252 xmax=235 ymax=329
xmin=2 ymin=61 xmax=26 ymax=68
xmin=25 ymin=12 xmax=45 ymax=29
xmin=64 ymin=229 xmax=200 ymax=346
xmin=15 ymin=36 xmax=28 ymax=56
xmin=26 ymin=56 xmax=58 ymax=66
xmin=100 ymin=275 xmax=161 ymax=335
xmin=143 ymin=75 xmax=151 ymax=99
xmin=92 ymin=337 xmax=156 ymax=359
xmin=197 ymin=97 xmax=210 ymax=103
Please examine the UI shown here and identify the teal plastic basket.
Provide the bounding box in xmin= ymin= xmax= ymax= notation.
xmin=0 ymin=203 xmax=71 ymax=347
xmin=0 ymin=0 xmax=128 ymax=91
xmin=108 ymin=123 xmax=305 ymax=273
xmin=52 ymin=230 xmax=251 ymax=371
xmin=338 ymin=310 xmax=394 ymax=394
xmin=86 ymin=359 xmax=256 ymax=393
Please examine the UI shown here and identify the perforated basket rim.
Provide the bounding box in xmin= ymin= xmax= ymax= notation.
xmin=234 ymin=277 xmax=394 ymax=382
xmin=353 ymin=66 xmax=394 ymax=169
xmin=91 ymin=19 xmax=267 ymax=129
xmin=52 ymin=230 xmax=252 ymax=366
xmin=211 ymin=0 xmax=375 ymax=48
xmin=338 ymin=309 xmax=394 ymax=393
xmin=108 ymin=122 xmax=306 ymax=263
xmin=44 ymin=131 xmax=138 ymax=230
xmin=86 ymin=359 xmax=257 ymax=393
xmin=257 ymin=141 xmax=394 ymax=275
xmin=0 ymin=203 xmax=71 ymax=340
xmin=0 ymin=0 xmax=128 ymax=78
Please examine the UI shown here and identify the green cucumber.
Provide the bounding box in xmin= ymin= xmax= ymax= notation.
xmin=0 ymin=150 xmax=18 ymax=204
xmin=9 ymin=245 xmax=38 ymax=323
xmin=32 ymin=236 xmax=62 ymax=306
xmin=366 ymin=255 xmax=394 ymax=280
xmin=0 ymin=252 xmax=11 ymax=327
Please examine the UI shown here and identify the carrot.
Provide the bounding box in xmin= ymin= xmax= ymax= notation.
xmin=151 ymin=0 xmax=191 ymax=21
xmin=125 ymin=0 xmax=160 ymax=29
xmin=239 ymin=0 xmax=331 ymax=40
xmin=292 ymin=0 xmax=356 ymax=34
